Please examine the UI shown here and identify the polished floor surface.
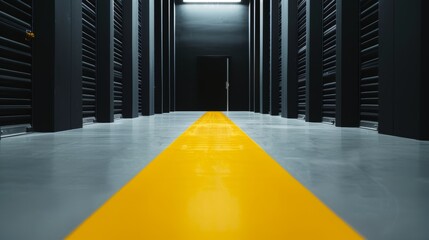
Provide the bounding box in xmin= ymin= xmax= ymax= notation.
xmin=68 ymin=112 xmax=360 ymax=239
xmin=1 ymin=112 xmax=429 ymax=239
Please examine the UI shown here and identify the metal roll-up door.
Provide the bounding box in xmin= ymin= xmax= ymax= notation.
xmin=297 ymin=0 xmax=307 ymax=118
xmin=138 ymin=0 xmax=143 ymax=115
xmin=359 ymin=0 xmax=379 ymax=129
xmin=82 ymin=0 xmax=97 ymax=121
xmin=113 ymin=0 xmax=123 ymax=117
xmin=322 ymin=0 xmax=336 ymax=123
xmin=278 ymin=0 xmax=282 ymax=114
xmin=0 ymin=0 xmax=33 ymax=135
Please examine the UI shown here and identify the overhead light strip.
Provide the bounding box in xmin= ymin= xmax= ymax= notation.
xmin=183 ymin=0 xmax=241 ymax=3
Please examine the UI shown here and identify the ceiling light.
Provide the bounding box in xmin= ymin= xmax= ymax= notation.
xmin=183 ymin=0 xmax=241 ymax=3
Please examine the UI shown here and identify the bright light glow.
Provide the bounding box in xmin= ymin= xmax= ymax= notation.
xmin=183 ymin=0 xmax=241 ymax=3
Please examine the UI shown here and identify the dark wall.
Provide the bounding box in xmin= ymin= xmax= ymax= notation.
xmin=282 ymin=0 xmax=298 ymax=118
xmin=254 ymin=0 xmax=261 ymax=112
xmin=392 ymin=0 xmax=422 ymax=138
xmin=336 ymin=0 xmax=360 ymax=127
xmin=142 ymin=0 xmax=155 ymax=116
xmin=154 ymin=0 xmax=163 ymax=113
xmin=33 ymin=0 xmax=82 ymax=131
xmin=96 ymin=0 xmax=114 ymax=122
xmin=122 ymin=0 xmax=139 ymax=118
xmin=379 ymin=0 xmax=429 ymax=140
xmin=175 ymin=1 xmax=249 ymax=111
xmin=422 ymin=0 xmax=429 ymax=140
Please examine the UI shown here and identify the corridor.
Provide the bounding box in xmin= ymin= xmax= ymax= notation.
xmin=1 ymin=112 xmax=428 ymax=239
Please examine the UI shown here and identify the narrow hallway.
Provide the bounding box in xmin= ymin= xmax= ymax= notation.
xmin=1 ymin=0 xmax=428 ymax=239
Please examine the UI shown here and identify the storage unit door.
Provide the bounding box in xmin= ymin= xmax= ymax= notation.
xmin=0 ymin=0 xmax=33 ymax=128
xmin=82 ymin=0 xmax=97 ymax=120
xmin=114 ymin=0 xmax=123 ymax=116
xmin=359 ymin=0 xmax=379 ymax=129
xmin=296 ymin=0 xmax=307 ymax=117
xmin=322 ymin=0 xmax=337 ymax=122
xmin=297 ymin=0 xmax=307 ymax=117
xmin=138 ymin=0 xmax=143 ymax=115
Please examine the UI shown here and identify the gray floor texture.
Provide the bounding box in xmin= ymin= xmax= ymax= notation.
xmin=1 ymin=111 xmax=428 ymax=240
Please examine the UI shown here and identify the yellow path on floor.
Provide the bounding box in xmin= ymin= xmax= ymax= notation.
xmin=67 ymin=112 xmax=362 ymax=239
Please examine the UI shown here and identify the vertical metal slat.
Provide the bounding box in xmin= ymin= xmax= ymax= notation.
xmin=278 ymin=0 xmax=282 ymax=114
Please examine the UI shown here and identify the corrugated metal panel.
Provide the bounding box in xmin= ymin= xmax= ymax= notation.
xmin=359 ymin=0 xmax=379 ymax=127
xmin=0 ymin=0 xmax=33 ymax=127
xmin=322 ymin=0 xmax=336 ymax=120
xmin=82 ymin=0 xmax=97 ymax=119
xmin=138 ymin=0 xmax=143 ymax=114
xmin=114 ymin=0 xmax=123 ymax=115
xmin=297 ymin=0 xmax=306 ymax=117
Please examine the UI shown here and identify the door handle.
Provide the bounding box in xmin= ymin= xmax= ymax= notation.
xmin=226 ymin=82 xmax=229 ymax=90
xmin=25 ymin=30 xmax=35 ymax=41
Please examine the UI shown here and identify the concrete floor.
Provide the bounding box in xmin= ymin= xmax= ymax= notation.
xmin=0 ymin=112 xmax=428 ymax=239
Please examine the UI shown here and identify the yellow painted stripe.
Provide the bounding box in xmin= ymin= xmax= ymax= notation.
xmin=68 ymin=112 xmax=362 ymax=240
